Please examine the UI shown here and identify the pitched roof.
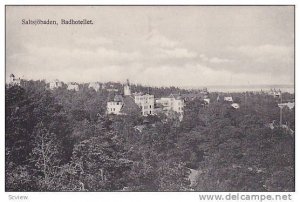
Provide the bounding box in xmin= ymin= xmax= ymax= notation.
xmin=120 ymin=96 xmax=141 ymax=114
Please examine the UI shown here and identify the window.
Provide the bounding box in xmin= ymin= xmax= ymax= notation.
xmin=150 ymin=105 xmax=152 ymax=108
xmin=150 ymin=111 xmax=152 ymax=114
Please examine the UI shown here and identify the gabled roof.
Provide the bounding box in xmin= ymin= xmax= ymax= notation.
xmin=120 ymin=96 xmax=140 ymax=114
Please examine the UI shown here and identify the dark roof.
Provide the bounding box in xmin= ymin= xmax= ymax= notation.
xmin=120 ymin=96 xmax=140 ymax=114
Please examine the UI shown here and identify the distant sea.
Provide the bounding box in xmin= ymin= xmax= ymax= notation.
xmin=185 ymin=85 xmax=295 ymax=93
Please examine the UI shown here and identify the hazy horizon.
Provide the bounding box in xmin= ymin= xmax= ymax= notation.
xmin=7 ymin=76 xmax=294 ymax=93
xmin=6 ymin=76 xmax=294 ymax=88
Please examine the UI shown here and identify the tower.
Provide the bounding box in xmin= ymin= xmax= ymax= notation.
xmin=124 ymin=79 xmax=131 ymax=96
xmin=9 ymin=74 xmax=15 ymax=83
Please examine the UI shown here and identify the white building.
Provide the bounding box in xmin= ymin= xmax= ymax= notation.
xmin=156 ymin=94 xmax=184 ymax=121
xmin=9 ymin=74 xmax=21 ymax=86
xmin=231 ymin=103 xmax=240 ymax=109
xmin=89 ymin=82 xmax=100 ymax=91
xmin=224 ymin=96 xmax=233 ymax=102
xmin=278 ymin=102 xmax=295 ymax=110
xmin=67 ymin=83 xmax=79 ymax=91
xmin=123 ymin=79 xmax=155 ymax=116
xmin=106 ymin=79 xmax=156 ymax=116
xmin=124 ymin=79 xmax=131 ymax=96
xmin=107 ymin=95 xmax=124 ymax=115
xmin=203 ymin=98 xmax=210 ymax=104
xmin=134 ymin=93 xmax=155 ymax=116
xmin=49 ymin=79 xmax=63 ymax=90
xmin=269 ymin=89 xmax=281 ymax=98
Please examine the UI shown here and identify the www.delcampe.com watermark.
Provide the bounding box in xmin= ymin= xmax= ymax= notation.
xmin=199 ymin=193 xmax=293 ymax=202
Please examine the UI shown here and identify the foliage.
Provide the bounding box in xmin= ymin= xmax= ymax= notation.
xmin=5 ymin=81 xmax=294 ymax=191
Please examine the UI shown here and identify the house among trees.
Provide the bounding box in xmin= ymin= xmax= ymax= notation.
xmin=107 ymin=95 xmax=124 ymax=115
xmin=224 ymin=96 xmax=233 ymax=102
xmin=106 ymin=80 xmax=185 ymax=120
xmin=67 ymin=82 xmax=79 ymax=91
xmin=134 ymin=92 xmax=155 ymax=116
xmin=203 ymin=98 xmax=210 ymax=104
xmin=269 ymin=88 xmax=282 ymax=98
xmin=278 ymin=102 xmax=295 ymax=110
xmin=231 ymin=103 xmax=240 ymax=109
xmin=49 ymin=79 xmax=63 ymax=90
xmin=9 ymin=74 xmax=21 ymax=86
xmin=104 ymin=83 xmax=119 ymax=92
xmin=88 ymin=82 xmax=101 ymax=91
xmin=156 ymin=94 xmax=184 ymax=121
xmin=107 ymin=80 xmax=153 ymax=116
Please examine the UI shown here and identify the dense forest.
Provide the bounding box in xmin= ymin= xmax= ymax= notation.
xmin=5 ymin=80 xmax=294 ymax=191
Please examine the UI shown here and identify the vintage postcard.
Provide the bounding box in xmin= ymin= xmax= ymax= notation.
xmin=5 ymin=6 xmax=294 ymax=194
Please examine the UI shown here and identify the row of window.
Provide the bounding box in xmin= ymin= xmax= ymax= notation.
xmin=110 ymin=108 xmax=116 ymax=112
xmin=142 ymin=110 xmax=152 ymax=115
xmin=135 ymin=98 xmax=154 ymax=102
xmin=109 ymin=102 xmax=122 ymax=105
xmin=143 ymin=105 xmax=152 ymax=109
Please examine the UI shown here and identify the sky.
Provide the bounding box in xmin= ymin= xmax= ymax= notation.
xmin=6 ymin=6 xmax=294 ymax=87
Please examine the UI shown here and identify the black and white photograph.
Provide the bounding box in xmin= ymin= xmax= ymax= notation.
xmin=5 ymin=5 xmax=295 ymax=194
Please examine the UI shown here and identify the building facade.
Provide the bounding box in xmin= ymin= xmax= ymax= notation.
xmin=134 ymin=93 xmax=155 ymax=116
xmin=107 ymin=95 xmax=124 ymax=115
xmin=106 ymin=80 xmax=156 ymax=116
xmin=49 ymin=79 xmax=63 ymax=90
xmin=224 ymin=96 xmax=233 ymax=102
xmin=106 ymin=80 xmax=185 ymax=119
xmin=67 ymin=83 xmax=79 ymax=91
xmin=156 ymin=94 xmax=184 ymax=121
xmin=89 ymin=82 xmax=101 ymax=91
